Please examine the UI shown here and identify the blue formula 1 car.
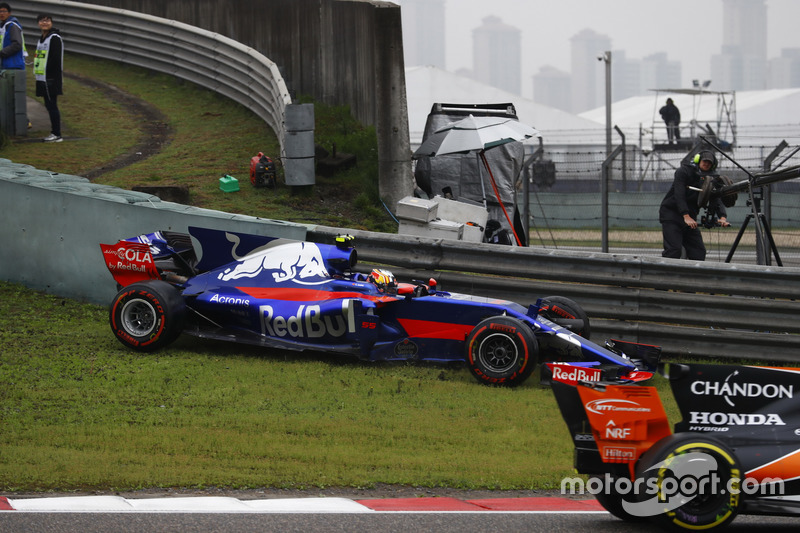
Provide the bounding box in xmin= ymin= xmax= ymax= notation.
xmin=99 ymin=227 xmax=657 ymax=386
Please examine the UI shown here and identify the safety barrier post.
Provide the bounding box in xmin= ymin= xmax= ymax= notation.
xmin=601 ymin=144 xmax=624 ymax=252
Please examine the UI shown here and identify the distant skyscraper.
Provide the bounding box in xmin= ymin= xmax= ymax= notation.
xmin=611 ymin=50 xmax=642 ymax=102
xmin=769 ymin=49 xmax=800 ymax=88
xmin=570 ymin=29 xmax=611 ymax=112
xmin=723 ymin=0 xmax=767 ymax=60
xmin=400 ymin=0 xmax=446 ymax=69
xmin=472 ymin=16 xmax=521 ymax=95
xmin=711 ymin=0 xmax=767 ymax=90
xmin=641 ymin=53 xmax=682 ymax=91
xmin=533 ymin=66 xmax=572 ymax=112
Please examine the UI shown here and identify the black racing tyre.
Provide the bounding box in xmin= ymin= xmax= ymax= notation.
xmin=109 ymin=280 xmax=185 ymax=352
xmin=466 ymin=316 xmax=538 ymax=386
xmin=634 ymin=433 xmax=742 ymax=532
xmin=538 ymin=296 xmax=591 ymax=339
xmin=592 ymin=476 xmax=648 ymax=523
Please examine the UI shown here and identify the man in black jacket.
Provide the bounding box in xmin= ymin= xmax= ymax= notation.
xmin=659 ymin=98 xmax=681 ymax=144
xmin=659 ymin=150 xmax=729 ymax=260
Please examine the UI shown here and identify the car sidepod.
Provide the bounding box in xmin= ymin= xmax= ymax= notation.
xmin=667 ymin=363 xmax=800 ymax=508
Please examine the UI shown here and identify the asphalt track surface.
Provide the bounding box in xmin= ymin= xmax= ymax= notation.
xmin=2 ymin=495 xmax=798 ymax=532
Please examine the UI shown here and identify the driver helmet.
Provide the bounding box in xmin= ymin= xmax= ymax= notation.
xmin=368 ymin=268 xmax=396 ymax=292
xmin=693 ymin=150 xmax=717 ymax=171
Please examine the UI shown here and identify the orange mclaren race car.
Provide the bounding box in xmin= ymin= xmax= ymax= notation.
xmin=551 ymin=362 xmax=800 ymax=531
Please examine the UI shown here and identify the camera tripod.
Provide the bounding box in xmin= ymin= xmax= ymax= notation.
xmin=724 ymin=188 xmax=782 ymax=266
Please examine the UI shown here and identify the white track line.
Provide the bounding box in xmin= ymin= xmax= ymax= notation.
xmin=4 ymin=496 xmax=375 ymax=513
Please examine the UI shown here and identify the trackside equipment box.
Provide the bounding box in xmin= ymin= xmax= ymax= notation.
xmin=399 ymin=218 xmax=464 ymax=240
xmin=432 ymin=195 xmax=488 ymax=228
xmin=397 ymin=197 xmax=438 ymax=223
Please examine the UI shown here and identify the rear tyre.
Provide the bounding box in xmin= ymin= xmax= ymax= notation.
xmin=466 ymin=316 xmax=538 ymax=386
xmin=539 ymin=296 xmax=591 ymax=339
xmin=110 ymin=280 xmax=185 ymax=352
xmin=635 ymin=433 xmax=742 ymax=531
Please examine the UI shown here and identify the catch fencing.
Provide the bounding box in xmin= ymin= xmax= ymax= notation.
xmin=523 ymin=143 xmax=800 ymax=266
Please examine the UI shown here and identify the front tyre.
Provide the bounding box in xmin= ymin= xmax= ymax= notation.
xmin=539 ymin=296 xmax=591 ymax=339
xmin=466 ymin=316 xmax=538 ymax=386
xmin=110 ymin=280 xmax=185 ymax=352
xmin=634 ymin=433 xmax=742 ymax=531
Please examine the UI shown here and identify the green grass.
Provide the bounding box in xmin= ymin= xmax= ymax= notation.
xmin=0 ymin=280 xmax=614 ymax=492
xmin=3 ymin=53 xmax=395 ymax=232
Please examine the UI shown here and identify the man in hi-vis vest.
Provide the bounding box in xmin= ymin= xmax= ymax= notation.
xmin=34 ymin=12 xmax=63 ymax=142
xmin=0 ymin=3 xmax=26 ymax=69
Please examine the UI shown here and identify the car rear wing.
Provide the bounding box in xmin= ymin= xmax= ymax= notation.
xmin=99 ymin=240 xmax=161 ymax=287
xmin=549 ymin=362 xmax=671 ymax=479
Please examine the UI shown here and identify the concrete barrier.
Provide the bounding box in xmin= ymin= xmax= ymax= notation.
xmin=0 ymin=159 xmax=306 ymax=304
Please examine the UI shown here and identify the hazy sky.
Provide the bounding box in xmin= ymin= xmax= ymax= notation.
xmin=431 ymin=0 xmax=800 ymax=96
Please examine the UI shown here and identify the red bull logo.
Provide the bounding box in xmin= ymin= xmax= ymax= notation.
xmin=219 ymin=242 xmax=328 ymax=284
xmin=259 ymin=301 xmax=355 ymax=339
xmin=548 ymin=363 xmax=603 ymax=386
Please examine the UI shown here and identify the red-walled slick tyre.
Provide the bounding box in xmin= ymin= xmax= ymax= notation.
xmin=538 ymin=295 xmax=591 ymax=339
xmin=466 ymin=316 xmax=538 ymax=386
xmin=110 ymin=280 xmax=185 ymax=352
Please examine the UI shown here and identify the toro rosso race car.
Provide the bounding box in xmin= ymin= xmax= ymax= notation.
xmin=552 ymin=362 xmax=800 ymax=530
xmin=99 ymin=227 xmax=657 ymax=387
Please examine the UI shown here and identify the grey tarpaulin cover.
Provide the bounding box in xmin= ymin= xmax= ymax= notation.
xmin=413 ymin=103 xmax=527 ymax=244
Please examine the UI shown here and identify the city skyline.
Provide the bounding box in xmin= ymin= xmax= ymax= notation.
xmin=399 ymin=0 xmax=800 ymax=97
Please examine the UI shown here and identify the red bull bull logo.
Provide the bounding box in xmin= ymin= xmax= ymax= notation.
xmin=219 ymin=242 xmax=329 ymax=284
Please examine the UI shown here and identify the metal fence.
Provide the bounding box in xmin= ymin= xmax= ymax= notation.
xmin=523 ymin=142 xmax=800 ymax=266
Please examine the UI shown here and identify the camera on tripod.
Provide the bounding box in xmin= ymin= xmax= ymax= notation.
xmin=696 ymin=173 xmax=737 ymax=229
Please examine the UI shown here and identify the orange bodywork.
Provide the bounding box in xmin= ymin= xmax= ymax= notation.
xmin=577 ymin=384 xmax=673 ymax=478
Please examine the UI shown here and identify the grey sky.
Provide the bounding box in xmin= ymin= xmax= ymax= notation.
xmin=438 ymin=0 xmax=799 ymax=96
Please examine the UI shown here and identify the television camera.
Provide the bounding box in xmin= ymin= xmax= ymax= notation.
xmin=696 ymin=137 xmax=800 ymax=265
xmin=696 ymin=173 xmax=736 ymax=229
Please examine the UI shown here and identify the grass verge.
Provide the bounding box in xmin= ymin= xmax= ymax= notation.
xmin=1 ymin=280 xmax=647 ymax=492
